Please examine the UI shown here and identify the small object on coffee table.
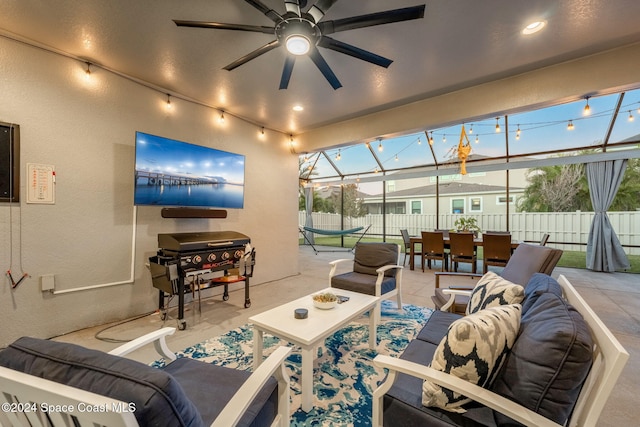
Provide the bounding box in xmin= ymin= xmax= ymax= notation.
xmin=312 ymin=292 xmax=338 ymax=309
xmin=294 ymin=308 xmax=308 ymax=319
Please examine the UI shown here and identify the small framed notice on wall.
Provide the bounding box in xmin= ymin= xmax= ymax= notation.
xmin=27 ymin=163 xmax=55 ymax=204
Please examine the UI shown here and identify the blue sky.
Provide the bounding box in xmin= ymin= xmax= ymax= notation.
xmin=303 ymin=88 xmax=640 ymax=180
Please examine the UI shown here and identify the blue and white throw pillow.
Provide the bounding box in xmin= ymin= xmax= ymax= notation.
xmin=466 ymin=271 xmax=525 ymax=315
xmin=422 ymin=304 xmax=522 ymax=413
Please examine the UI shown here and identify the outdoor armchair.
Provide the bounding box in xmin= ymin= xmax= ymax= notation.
xmin=330 ymin=242 xmax=404 ymax=325
xmin=432 ymin=243 xmax=563 ymax=314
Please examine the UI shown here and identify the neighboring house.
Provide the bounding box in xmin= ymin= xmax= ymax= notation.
xmin=362 ymin=164 xmax=528 ymax=215
xmin=363 ymin=181 xmax=525 ymax=215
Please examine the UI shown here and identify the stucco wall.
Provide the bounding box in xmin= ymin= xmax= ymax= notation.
xmin=0 ymin=37 xmax=299 ymax=346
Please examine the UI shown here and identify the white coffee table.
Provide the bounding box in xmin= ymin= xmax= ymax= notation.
xmin=250 ymin=288 xmax=379 ymax=412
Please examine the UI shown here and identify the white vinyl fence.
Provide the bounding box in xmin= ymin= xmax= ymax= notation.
xmin=299 ymin=211 xmax=640 ymax=255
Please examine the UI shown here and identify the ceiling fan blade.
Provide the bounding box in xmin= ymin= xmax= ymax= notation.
xmin=279 ymin=56 xmax=296 ymax=89
xmin=223 ymin=40 xmax=280 ymax=71
xmin=308 ymin=49 xmax=342 ymax=90
xmin=284 ymin=0 xmax=301 ymax=17
xmin=318 ymin=4 xmax=426 ymax=34
xmin=308 ymin=0 xmax=339 ymax=23
xmin=318 ymin=36 xmax=392 ymax=68
xmin=244 ymin=0 xmax=283 ymax=23
xmin=173 ymin=20 xmax=274 ymax=34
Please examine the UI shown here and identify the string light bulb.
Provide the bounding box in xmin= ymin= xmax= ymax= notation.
xmin=219 ymin=111 xmax=225 ymax=123
xmin=377 ymin=140 xmax=383 ymax=152
xmin=583 ymin=97 xmax=591 ymax=116
xmin=417 ymin=137 xmax=422 ymax=145
xmin=442 ymin=135 xmax=446 ymax=143
xmin=335 ymin=149 xmax=341 ymax=160
xmin=395 ymin=154 xmax=399 ymax=161
xmin=84 ymin=62 xmax=92 ymax=80
xmin=516 ymin=125 xmax=521 ymax=140
xmin=429 ymin=133 xmax=434 ymax=145
xmin=628 ymin=110 xmax=635 ymax=122
xmin=567 ymin=120 xmax=574 ymax=130
xmin=475 ymin=135 xmax=479 ymax=144
xmin=166 ymin=94 xmax=172 ymax=109
xmin=469 ymin=125 xmax=473 ymax=134
xmin=258 ymin=126 xmax=265 ymax=138
xmin=495 ymin=117 xmax=501 ymax=133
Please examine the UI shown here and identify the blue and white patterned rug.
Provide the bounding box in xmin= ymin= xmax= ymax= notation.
xmin=152 ymin=300 xmax=432 ymax=426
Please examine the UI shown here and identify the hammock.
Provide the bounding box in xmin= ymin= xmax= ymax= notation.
xmin=299 ymin=225 xmax=371 ymax=254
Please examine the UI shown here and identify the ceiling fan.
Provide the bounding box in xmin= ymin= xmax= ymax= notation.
xmin=173 ymin=0 xmax=426 ymax=90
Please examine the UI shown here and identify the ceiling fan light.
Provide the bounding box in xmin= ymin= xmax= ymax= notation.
xmin=286 ymin=35 xmax=310 ymax=55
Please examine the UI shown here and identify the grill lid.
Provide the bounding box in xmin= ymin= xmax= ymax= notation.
xmin=158 ymin=231 xmax=250 ymax=252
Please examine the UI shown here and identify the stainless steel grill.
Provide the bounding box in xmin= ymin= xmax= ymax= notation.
xmin=149 ymin=231 xmax=255 ymax=330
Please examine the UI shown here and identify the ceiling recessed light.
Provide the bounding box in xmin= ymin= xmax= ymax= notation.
xmin=522 ymin=20 xmax=546 ymax=35
xmin=292 ymin=105 xmax=304 ymax=112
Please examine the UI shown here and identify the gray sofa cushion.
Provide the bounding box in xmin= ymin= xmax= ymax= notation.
xmin=352 ymin=242 xmax=399 ymax=277
xmin=331 ymin=271 xmax=397 ymax=295
xmin=490 ymin=291 xmax=593 ymax=426
xmin=162 ymin=358 xmax=277 ymax=427
xmin=0 ymin=337 xmax=203 ymax=427
xmin=520 ymin=273 xmax=563 ymax=315
xmin=384 ymin=337 xmax=497 ymax=427
xmin=415 ymin=310 xmax=462 ymax=345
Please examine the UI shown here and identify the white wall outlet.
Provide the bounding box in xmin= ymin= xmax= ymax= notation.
xmin=41 ymin=274 xmax=55 ymax=292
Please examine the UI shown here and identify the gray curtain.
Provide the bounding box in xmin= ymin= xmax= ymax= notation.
xmin=586 ymin=160 xmax=630 ymax=272
xmin=304 ymin=186 xmax=315 ymax=245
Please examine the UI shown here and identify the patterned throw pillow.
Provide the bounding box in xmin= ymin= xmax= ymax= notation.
xmin=466 ymin=271 xmax=525 ymax=315
xmin=422 ymin=304 xmax=522 ymax=413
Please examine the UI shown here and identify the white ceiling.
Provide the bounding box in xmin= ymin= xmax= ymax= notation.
xmin=2 ymin=0 xmax=640 ymax=135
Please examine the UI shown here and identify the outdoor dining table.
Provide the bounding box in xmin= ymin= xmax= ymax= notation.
xmin=408 ymin=235 xmax=520 ymax=271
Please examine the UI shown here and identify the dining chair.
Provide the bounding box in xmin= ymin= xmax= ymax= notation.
xmin=421 ymin=231 xmax=448 ymax=272
xmin=448 ymin=232 xmax=477 ymax=273
xmin=400 ymin=229 xmax=411 ymax=266
xmin=482 ymin=232 xmax=512 ymax=273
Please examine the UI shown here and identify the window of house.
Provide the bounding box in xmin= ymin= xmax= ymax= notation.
xmin=496 ymin=195 xmax=514 ymax=205
xmin=378 ymin=202 xmax=405 ymax=214
xmin=451 ymin=198 xmax=465 ymax=214
xmin=470 ymin=197 xmax=482 ymax=212
xmin=411 ymin=200 xmax=422 ymax=214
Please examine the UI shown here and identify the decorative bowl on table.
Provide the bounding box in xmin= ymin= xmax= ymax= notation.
xmin=312 ymin=292 xmax=338 ymax=310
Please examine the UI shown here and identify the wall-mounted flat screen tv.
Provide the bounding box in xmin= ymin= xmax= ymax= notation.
xmin=134 ymin=131 xmax=245 ymax=208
